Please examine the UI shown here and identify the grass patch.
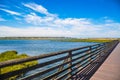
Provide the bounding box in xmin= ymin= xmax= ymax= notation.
xmin=0 ymin=51 xmax=38 ymax=80
xmin=58 ymin=38 xmax=115 ymax=43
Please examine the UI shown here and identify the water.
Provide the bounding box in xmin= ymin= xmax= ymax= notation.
xmin=0 ymin=40 xmax=98 ymax=79
xmin=0 ymin=40 xmax=97 ymax=56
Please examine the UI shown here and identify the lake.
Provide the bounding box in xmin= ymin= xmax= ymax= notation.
xmin=0 ymin=40 xmax=99 ymax=79
xmin=0 ymin=40 xmax=98 ymax=56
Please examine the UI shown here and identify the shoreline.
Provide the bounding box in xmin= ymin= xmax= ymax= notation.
xmin=0 ymin=37 xmax=119 ymax=42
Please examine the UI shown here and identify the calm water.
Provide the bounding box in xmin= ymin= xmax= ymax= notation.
xmin=0 ymin=40 xmax=98 ymax=79
xmin=0 ymin=40 xmax=97 ymax=56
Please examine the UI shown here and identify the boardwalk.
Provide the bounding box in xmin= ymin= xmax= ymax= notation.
xmin=90 ymin=42 xmax=120 ymax=80
xmin=0 ymin=40 xmax=118 ymax=80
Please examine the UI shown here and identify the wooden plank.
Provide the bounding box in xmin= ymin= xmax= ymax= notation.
xmin=90 ymin=42 xmax=120 ymax=80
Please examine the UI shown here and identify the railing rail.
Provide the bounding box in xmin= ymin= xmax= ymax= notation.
xmin=0 ymin=40 xmax=119 ymax=80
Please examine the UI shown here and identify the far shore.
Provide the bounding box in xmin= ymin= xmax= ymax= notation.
xmin=0 ymin=37 xmax=119 ymax=43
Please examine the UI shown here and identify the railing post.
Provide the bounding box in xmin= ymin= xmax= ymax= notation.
xmin=102 ymin=43 xmax=105 ymax=54
xmin=0 ymin=68 xmax=1 ymax=75
xmin=68 ymin=51 xmax=72 ymax=79
xmin=0 ymin=69 xmax=1 ymax=80
xmin=98 ymin=44 xmax=101 ymax=57
xmin=100 ymin=44 xmax=105 ymax=57
xmin=89 ymin=46 xmax=92 ymax=63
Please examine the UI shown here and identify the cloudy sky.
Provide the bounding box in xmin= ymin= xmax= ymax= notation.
xmin=0 ymin=0 xmax=120 ymax=38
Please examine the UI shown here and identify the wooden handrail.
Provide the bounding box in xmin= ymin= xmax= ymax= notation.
xmin=0 ymin=40 xmax=119 ymax=80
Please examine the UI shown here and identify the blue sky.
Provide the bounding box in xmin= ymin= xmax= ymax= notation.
xmin=0 ymin=0 xmax=120 ymax=38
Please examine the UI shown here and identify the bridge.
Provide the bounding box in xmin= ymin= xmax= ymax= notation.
xmin=0 ymin=40 xmax=119 ymax=80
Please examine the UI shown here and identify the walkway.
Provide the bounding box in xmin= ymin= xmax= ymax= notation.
xmin=90 ymin=43 xmax=120 ymax=80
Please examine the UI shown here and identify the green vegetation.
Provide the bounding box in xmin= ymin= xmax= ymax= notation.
xmin=0 ymin=51 xmax=38 ymax=80
xmin=0 ymin=37 xmax=119 ymax=43
xmin=0 ymin=37 xmax=67 ymax=40
xmin=59 ymin=38 xmax=116 ymax=43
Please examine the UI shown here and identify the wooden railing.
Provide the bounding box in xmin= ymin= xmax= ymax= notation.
xmin=0 ymin=40 xmax=119 ymax=80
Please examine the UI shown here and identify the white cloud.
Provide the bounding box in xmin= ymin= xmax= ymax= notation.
xmin=0 ymin=8 xmax=21 ymax=15
xmin=0 ymin=3 xmax=120 ymax=38
xmin=14 ymin=17 xmax=22 ymax=20
xmin=0 ymin=20 xmax=120 ymax=38
xmin=0 ymin=17 xmax=6 ymax=21
xmin=23 ymin=3 xmax=56 ymax=17
xmin=0 ymin=26 xmax=73 ymax=37
xmin=24 ymin=13 xmax=55 ymax=26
